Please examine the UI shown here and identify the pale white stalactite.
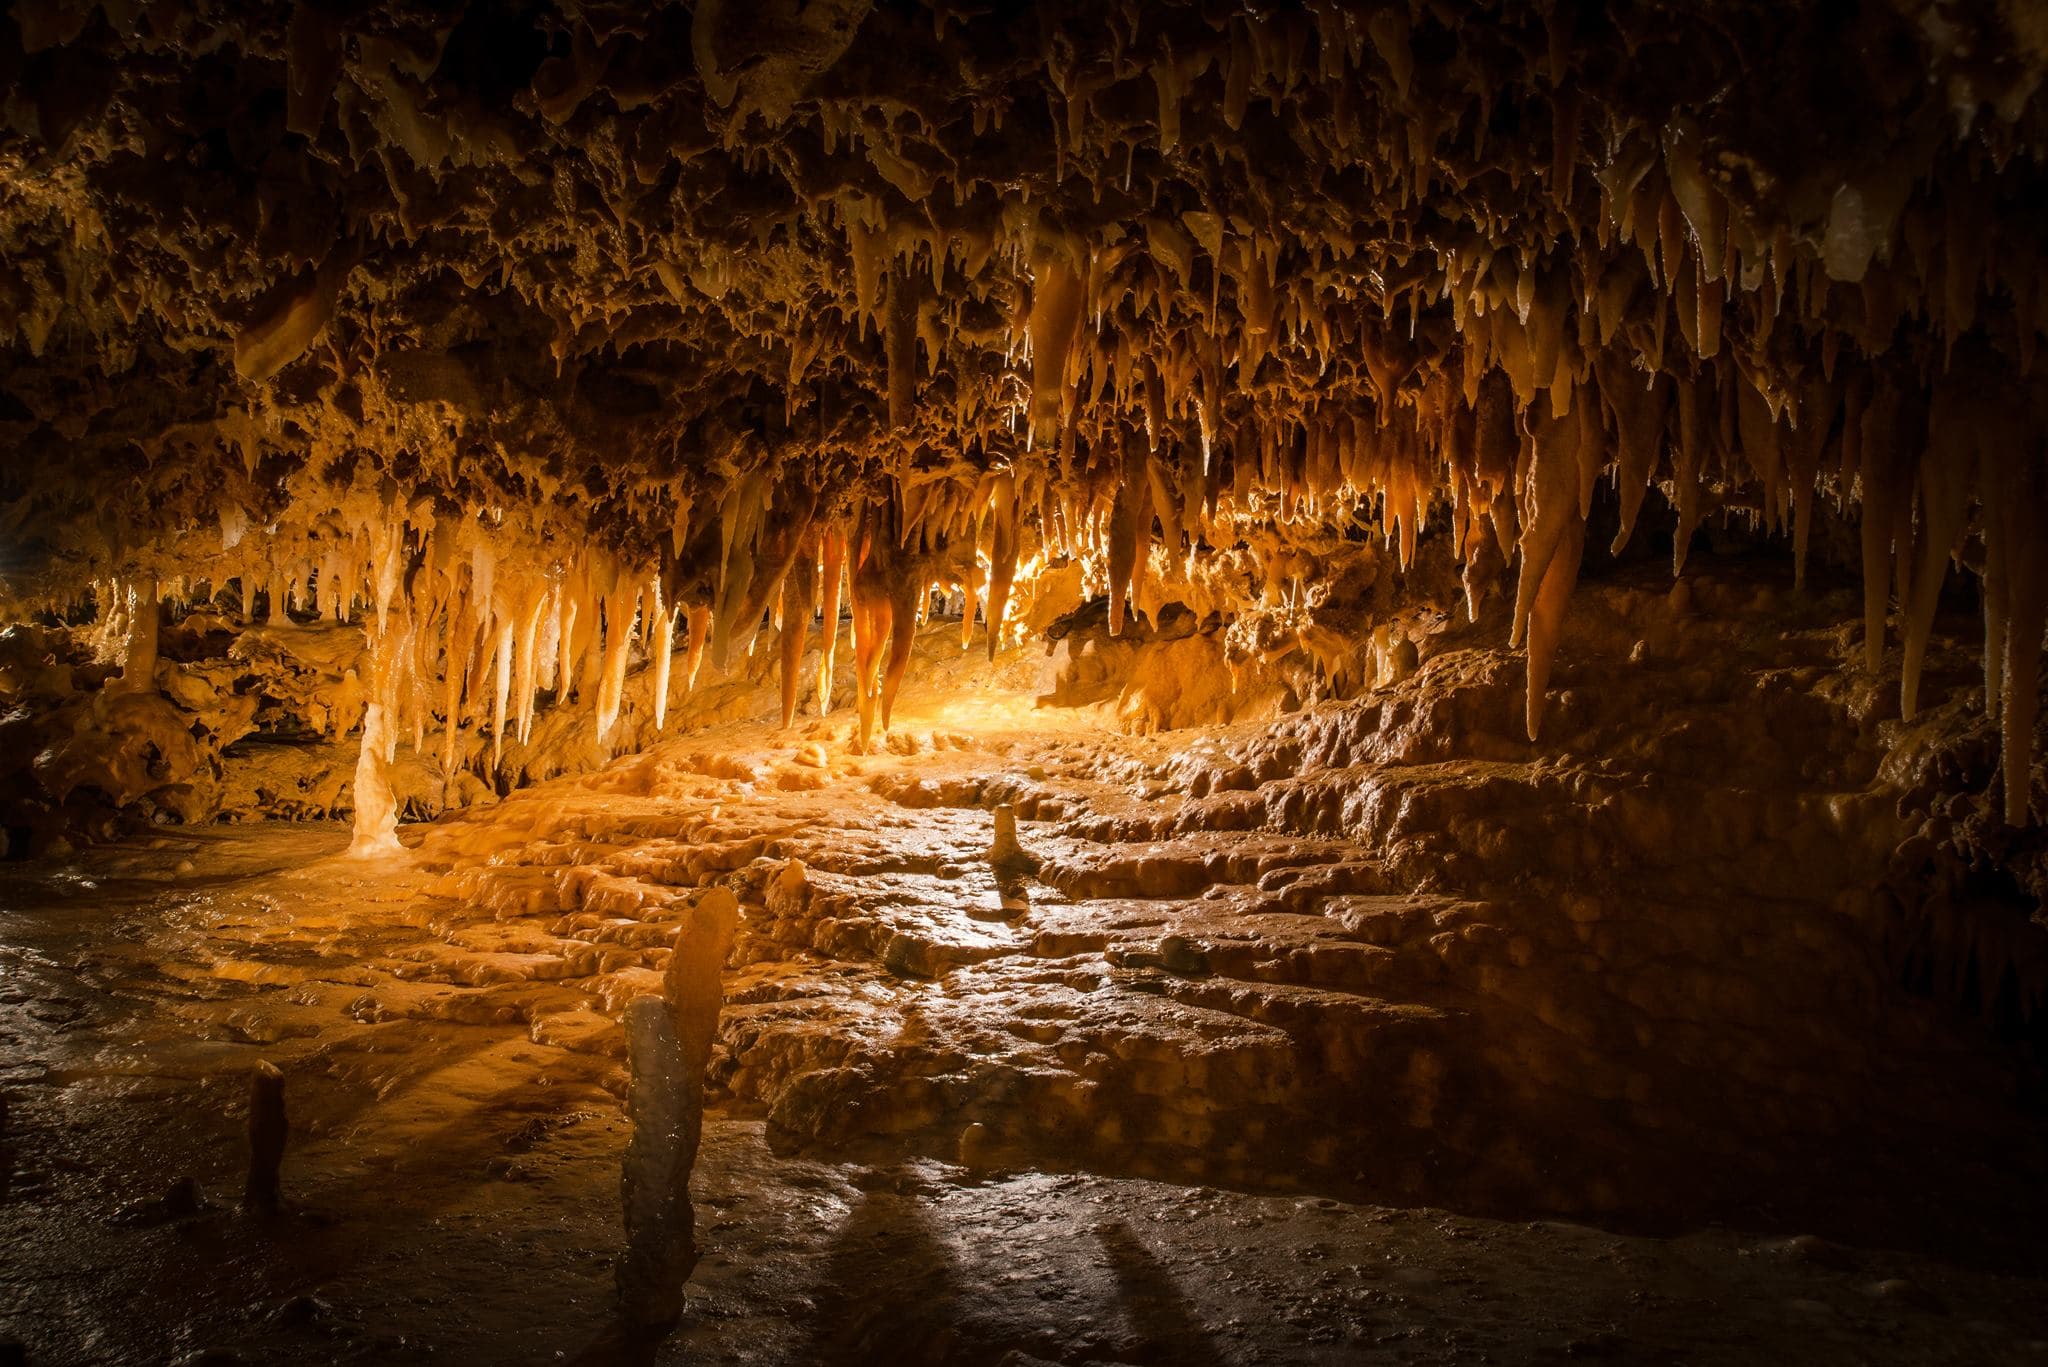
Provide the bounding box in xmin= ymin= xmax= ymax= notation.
xmin=651 ymin=577 xmax=676 ymax=732
xmin=371 ymin=516 xmax=406 ymax=633
xmin=536 ymin=585 xmax=563 ymax=700
xmin=349 ymin=612 xmax=412 ymax=859
xmin=348 ymin=698 xmax=403 ymax=857
xmin=555 ymin=590 xmax=580 ymax=697
xmin=816 ymin=526 xmax=848 ymax=717
xmin=439 ymin=593 xmax=465 ymax=785
xmin=469 ymin=536 xmax=496 ymax=634
xmin=514 ymin=586 xmax=548 ymax=746
xmin=490 ymin=617 xmax=513 ymax=770
xmin=683 ymin=603 xmax=711 ymax=694
xmin=595 ymin=580 xmax=642 ymax=745
xmin=317 ymin=546 xmax=344 ymax=621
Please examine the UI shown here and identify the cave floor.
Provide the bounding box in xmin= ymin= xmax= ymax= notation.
xmin=5 ymin=622 xmax=2048 ymax=1365
xmin=2 ymin=839 xmax=2045 ymax=1367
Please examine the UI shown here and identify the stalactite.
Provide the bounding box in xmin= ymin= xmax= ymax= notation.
xmin=651 ymin=580 xmax=677 ymax=733
xmin=682 ymin=602 xmax=712 ymax=695
xmin=816 ymin=525 xmax=848 ymax=717
xmin=439 ymin=592 xmax=465 ymax=785
xmin=1525 ymin=517 xmax=1585 ymax=742
xmin=1992 ymin=448 xmax=2047 ymax=827
xmin=1026 ymin=239 xmax=1086 ymax=448
xmin=850 ymin=500 xmax=897 ymax=750
xmin=110 ymin=579 xmax=159 ymax=693
xmin=514 ymin=584 xmax=548 ymax=746
xmin=5 ymin=0 xmax=2047 ymax=845
xmin=886 ymin=266 xmax=918 ymax=430
xmin=1859 ymin=385 xmax=1906 ymax=672
xmin=984 ymin=471 xmax=1020 ymax=659
xmin=1899 ymin=392 xmax=1977 ymax=721
xmin=595 ymin=579 xmax=641 ymax=746
xmin=348 ymin=609 xmax=410 ymax=858
xmin=779 ymin=544 xmax=816 ymax=728
xmin=490 ymin=618 xmax=513 ymax=771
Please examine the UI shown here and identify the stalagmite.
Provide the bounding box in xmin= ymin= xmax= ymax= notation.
xmin=616 ymin=888 xmax=739 ymax=1328
xmin=988 ymin=804 xmax=1039 ymax=876
xmin=617 ymin=997 xmax=685 ymax=1327
xmin=243 ymin=1061 xmax=287 ymax=1215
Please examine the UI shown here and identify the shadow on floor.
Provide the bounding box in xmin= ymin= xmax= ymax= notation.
xmin=1096 ymin=1219 xmax=1229 ymax=1367
xmin=802 ymin=1182 xmax=969 ymax=1365
xmin=563 ymin=1322 xmax=665 ymax=1367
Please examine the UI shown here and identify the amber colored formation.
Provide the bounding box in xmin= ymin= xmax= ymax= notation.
xmin=0 ymin=0 xmax=2042 ymax=843
xmin=1 ymin=3 xmax=2047 ymax=1355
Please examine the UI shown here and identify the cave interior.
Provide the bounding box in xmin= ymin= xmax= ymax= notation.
xmin=3 ymin=0 xmax=2048 ymax=1363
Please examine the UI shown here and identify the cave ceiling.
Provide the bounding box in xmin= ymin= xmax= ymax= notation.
xmin=1 ymin=0 xmax=2046 ymax=803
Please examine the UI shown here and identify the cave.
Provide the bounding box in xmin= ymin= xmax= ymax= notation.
xmin=2 ymin=0 xmax=2047 ymax=1362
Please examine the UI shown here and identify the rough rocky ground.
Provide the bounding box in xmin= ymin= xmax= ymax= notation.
xmin=2 ymin=567 xmax=2046 ymax=1364
xmin=3 ymin=840 xmax=2047 ymax=1367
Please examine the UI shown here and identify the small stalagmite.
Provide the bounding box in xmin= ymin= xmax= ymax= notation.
xmin=988 ymin=803 xmax=1040 ymax=878
xmin=243 ymin=1061 xmax=287 ymax=1215
xmin=616 ymin=888 xmax=740 ymax=1329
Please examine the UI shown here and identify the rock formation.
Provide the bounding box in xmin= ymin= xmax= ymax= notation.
xmin=0 ymin=0 xmax=2040 ymax=845
xmin=1 ymin=0 xmax=2046 ymax=1358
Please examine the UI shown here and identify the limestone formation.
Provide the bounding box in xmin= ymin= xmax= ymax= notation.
xmin=616 ymin=887 xmax=740 ymax=1327
xmin=243 ymin=1060 xmax=287 ymax=1214
xmin=1 ymin=1 xmax=2046 ymax=1359
xmin=0 ymin=0 xmax=2038 ymax=853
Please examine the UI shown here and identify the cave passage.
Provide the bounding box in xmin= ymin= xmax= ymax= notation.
xmin=2 ymin=0 xmax=2048 ymax=1363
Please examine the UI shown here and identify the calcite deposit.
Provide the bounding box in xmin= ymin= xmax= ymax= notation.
xmin=1 ymin=0 xmax=2046 ymax=1361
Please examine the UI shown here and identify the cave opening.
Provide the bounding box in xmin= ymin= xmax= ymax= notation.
xmin=2 ymin=0 xmax=2048 ymax=1362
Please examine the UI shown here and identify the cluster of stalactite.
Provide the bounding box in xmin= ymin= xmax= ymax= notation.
xmin=0 ymin=0 xmax=2045 ymax=826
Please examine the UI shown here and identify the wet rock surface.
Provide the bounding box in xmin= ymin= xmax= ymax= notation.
xmin=1 ymin=2 xmax=2045 ymax=1358
xmin=1 ymin=583 xmax=2044 ymax=1363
